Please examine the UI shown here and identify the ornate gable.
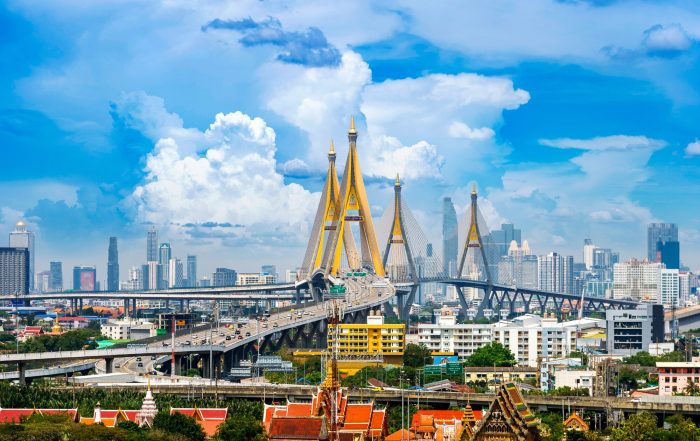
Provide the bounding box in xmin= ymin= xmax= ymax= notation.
xmin=563 ymin=412 xmax=589 ymax=432
xmin=470 ymin=383 xmax=540 ymax=441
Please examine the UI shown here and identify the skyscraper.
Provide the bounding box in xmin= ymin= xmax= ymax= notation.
xmin=107 ymin=237 xmax=119 ymax=291
xmin=49 ymin=261 xmax=62 ymax=291
xmin=0 ymin=247 xmax=29 ymax=295
xmin=168 ymin=258 xmax=183 ymax=288
xmin=159 ymin=243 xmax=171 ymax=287
xmin=73 ymin=266 xmax=96 ymax=291
xmin=489 ymin=223 xmax=522 ymax=257
xmin=648 ymin=223 xmax=678 ymax=261
xmin=9 ymin=220 xmax=35 ymax=291
xmin=213 ymin=268 xmax=237 ymax=287
xmin=583 ymin=238 xmax=596 ymax=270
xmin=658 ymin=240 xmax=680 ymax=270
xmin=442 ymin=197 xmax=458 ymax=277
xmin=538 ymin=252 xmax=574 ymax=294
xmin=186 ymin=255 xmax=197 ymax=288
xmin=147 ymin=226 xmax=158 ymax=262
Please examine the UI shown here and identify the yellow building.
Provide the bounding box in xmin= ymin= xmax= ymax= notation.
xmin=295 ymin=311 xmax=405 ymax=374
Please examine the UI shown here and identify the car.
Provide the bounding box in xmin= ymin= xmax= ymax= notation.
xmin=262 ymin=323 xmax=268 ymax=328
xmin=150 ymin=355 xmax=156 ymax=360
xmin=183 ymin=340 xmax=191 ymax=345
xmin=225 ymin=336 xmax=231 ymax=341
xmin=273 ymin=323 xmax=279 ymax=328
xmin=136 ymin=357 xmax=142 ymax=361
xmin=162 ymin=342 xmax=169 ymax=347
xmin=219 ymin=332 xmax=225 ymax=337
xmin=245 ymin=332 xmax=251 ymax=336
xmin=238 ymin=335 xmax=243 ymax=340
xmin=235 ymin=330 xmax=241 ymax=335
xmin=137 ymin=362 xmax=144 ymax=367
xmin=286 ymin=314 xmax=292 ymax=319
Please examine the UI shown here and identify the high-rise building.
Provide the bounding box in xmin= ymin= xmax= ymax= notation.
xmin=497 ymin=240 xmax=538 ymax=289
xmin=213 ymin=268 xmax=237 ymax=287
xmin=146 ymin=261 xmax=162 ymax=290
xmin=199 ymin=277 xmax=211 ymax=288
xmin=261 ymin=264 xmax=277 ymax=280
xmin=35 ymin=270 xmax=51 ymax=292
xmin=583 ymin=238 xmax=596 ymax=271
xmin=147 ymin=226 xmax=158 ymax=262
xmin=237 ymin=272 xmax=275 ymax=285
xmin=159 ymin=243 xmax=171 ymax=286
xmin=648 ymin=223 xmax=678 ymax=262
xmin=49 ymin=261 xmax=62 ymax=291
xmin=679 ymin=272 xmax=692 ymax=306
xmin=657 ymin=240 xmax=680 ymax=270
xmin=186 ymin=255 xmax=197 ymax=288
xmin=126 ymin=266 xmax=143 ymax=290
xmin=168 ymin=258 xmax=183 ymax=288
xmin=9 ymin=220 xmax=35 ymax=291
xmin=612 ymin=259 xmax=662 ymax=302
xmin=0 ymin=247 xmax=30 ymax=295
xmin=442 ymin=197 xmax=458 ymax=278
xmin=660 ymin=269 xmax=680 ymax=307
xmin=538 ymin=252 xmax=574 ymax=294
xmin=490 ymin=223 xmax=522 ymax=258
xmin=73 ymin=266 xmax=96 ymax=291
xmin=606 ymin=303 xmax=663 ymax=356
xmin=107 ymin=236 xmax=119 ymax=291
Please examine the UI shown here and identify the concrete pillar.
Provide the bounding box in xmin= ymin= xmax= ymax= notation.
xmin=18 ymin=362 xmax=26 ymax=386
xmin=186 ymin=300 xmax=190 ymax=312
xmin=173 ymin=355 xmax=182 ymax=376
xmin=213 ymin=353 xmax=222 ymax=379
xmin=124 ymin=299 xmax=129 ymax=318
xmin=180 ymin=300 xmax=184 ymax=312
xmin=104 ymin=358 xmax=114 ymax=374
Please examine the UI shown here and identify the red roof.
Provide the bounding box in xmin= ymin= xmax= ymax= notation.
xmin=0 ymin=408 xmax=78 ymax=423
xmin=286 ymin=403 xmax=312 ymax=417
xmin=58 ymin=317 xmax=89 ymax=322
xmin=411 ymin=410 xmax=482 ymax=430
xmin=268 ymin=416 xmax=326 ymax=440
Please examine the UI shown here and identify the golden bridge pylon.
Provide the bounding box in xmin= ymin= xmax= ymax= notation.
xmin=315 ymin=117 xmax=385 ymax=280
xmin=456 ymin=184 xmax=494 ymax=319
xmin=300 ymin=140 xmax=360 ymax=288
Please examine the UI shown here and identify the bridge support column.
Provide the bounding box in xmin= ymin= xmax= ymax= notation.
xmin=132 ymin=298 xmax=137 ymax=317
xmin=180 ymin=300 xmax=184 ymax=312
xmin=173 ymin=355 xmax=182 ymax=376
xmin=398 ymin=285 xmax=418 ymax=321
xmin=455 ymin=286 xmax=470 ymax=320
xmin=124 ymin=299 xmax=129 ymax=318
xmin=186 ymin=300 xmax=190 ymax=312
xmin=104 ymin=357 xmax=114 ymax=374
xmin=18 ymin=362 xmax=26 ymax=386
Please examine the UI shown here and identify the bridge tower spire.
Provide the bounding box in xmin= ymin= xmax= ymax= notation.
xmin=382 ymin=174 xmax=418 ymax=319
xmin=318 ymin=117 xmax=385 ymax=277
xmin=301 ymin=141 xmax=360 ymax=280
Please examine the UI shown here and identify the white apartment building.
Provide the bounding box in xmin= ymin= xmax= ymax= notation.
xmin=492 ymin=314 xmax=577 ymax=368
xmin=660 ymin=269 xmax=679 ymax=307
xmin=554 ymin=369 xmax=596 ymax=395
xmin=613 ymin=259 xmax=662 ymax=302
xmin=101 ymin=319 xmax=155 ymax=340
xmin=168 ymin=258 xmax=184 ymax=288
xmin=418 ymin=310 xmax=492 ymax=360
xmin=680 ymin=272 xmax=692 ymax=306
xmin=237 ymin=272 xmax=276 ymax=285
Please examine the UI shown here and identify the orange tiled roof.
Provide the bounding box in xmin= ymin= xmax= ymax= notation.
xmin=0 ymin=409 xmax=78 ymax=423
xmin=268 ymin=416 xmax=327 ymax=440
xmin=386 ymin=429 xmax=416 ymax=440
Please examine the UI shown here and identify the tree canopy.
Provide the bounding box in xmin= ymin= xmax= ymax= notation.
xmin=464 ymin=342 xmax=516 ymax=367
xmin=153 ymin=412 xmax=205 ymax=441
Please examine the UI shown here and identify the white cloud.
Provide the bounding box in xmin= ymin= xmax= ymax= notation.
xmin=130 ymin=107 xmax=319 ymax=246
xmin=642 ymin=23 xmax=694 ymax=54
xmin=448 ymin=122 xmax=495 ymax=140
xmin=685 ymin=140 xmax=700 ymax=156
xmin=539 ymin=135 xmax=666 ymax=151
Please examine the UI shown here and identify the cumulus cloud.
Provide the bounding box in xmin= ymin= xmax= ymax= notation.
xmin=539 ymin=135 xmax=666 ymax=151
xmin=603 ymin=23 xmax=696 ymax=60
xmin=448 ymin=122 xmax=495 ymax=140
xmin=128 ymin=100 xmax=319 ymax=246
xmin=685 ymin=140 xmax=700 ymax=157
xmin=202 ymin=16 xmax=341 ymax=67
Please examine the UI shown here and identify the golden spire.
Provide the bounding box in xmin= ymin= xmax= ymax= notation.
xmin=394 ymin=173 xmax=401 ymax=187
xmin=348 ymin=116 xmax=357 ymax=135
xmin=328 ymin=140 xmax=336 ymax=159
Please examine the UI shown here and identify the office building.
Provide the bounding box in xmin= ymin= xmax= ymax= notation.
xmin=9 ymin=220 xmax=34 ymax=291
xmin=199 ymin=277 xmax=211 ymax=288
xmin=35 ymin=270 xmax=51 ymax=292
xmin=492 ymin=314 xmax=578 ymax=367
xmin=285 ymin=269 xmax=299 ymax=283
xmin=326 ymin=311 xmax=405 ymax=374
xmin=72 ymin=266 xmax=96 ymax=291
xmin=658 ymin=240 xmax=680 ymax=270
xmin=605 ymin=303 xmax=663 ymax=356
xmin=146 ymin=226 xmax=158 ymax=262
xmin=538 ymin=252 xmax=574 ymax=294
xmin=125 ymin=266 xmax=143 ymax=290
xmin=418 ymin=309 xmax=492 ymax=360
xmin=158 ymin=243 xmax=171 ymax=286
xmin=680 ymin=272 xmax=692 ymax=306
xmin=261 ymin=264 xmax=277 ymax=280
xmin=146 ymin=261 xmax=162 ymax=290
xmin=648 ymin=223 xmax=678 ymax=262
xmin=236 ymin=272 xmax=274 ymax=285
xmin=583 ymin=239 xmax=596 ymax=271
xmin=168 ymin=258 xmax=183 ymax=288
xmin=213 ymin=268 xmax=237 ymax=287
xmin=660 ymin=269 xmax=680 ymax=307
xmin=49 ymin=261 xmax=62 ymax=291
xmin=107 ymin=237 xmax=119 ymax=291
xmin=186 ymin=255 xmax=197 ymax=288
xmin=497 ymin=240 xmax=537 ymax=289
xmin=584 ymin=280 xmax=613 ymax=298
xmin=442 ymin=197 xmax=458 ymax=278
xmin=0 ymin=248 xmax=30 ymax=295
xmin=657 ymin=362 xmax=700 ymax=396
xmin=612 ymin=259 xmax=662 ymax=302
xmin=490 ymin=223 xmax=522 ymax=258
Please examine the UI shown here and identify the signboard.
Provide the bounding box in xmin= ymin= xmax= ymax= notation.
xmin=433 ymin=355 xmax=458 ymax=365
xmin=176 ymin=320 xmax=186 ymax=326
xmin=446 ymin=362 xmax=463 ymax=375
xmin=80 ymin=270 xmax=95 ymax=291
xmin=424 ymin=365 xmax=442 ymax=376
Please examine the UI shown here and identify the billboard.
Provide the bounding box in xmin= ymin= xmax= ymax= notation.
xmin=80 ymin=269 xmax=95 ymax=291
xmin=433 ymin=355 xmax=458 ymax=365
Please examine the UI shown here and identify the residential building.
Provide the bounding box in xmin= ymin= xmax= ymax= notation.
xmin=146 ymin=226 xmax=158 ymax=262
xmin=660 ymin=269 xmax=680 ymax=307
xmin=657 ymin=362 xmax=700 ymax=396
xmin=49 ymin=261 xmax=62 ymax=291
xmin=583 ymin=239 xmax=596 ymax=271
xmin=236 ymin=272 xmax=275 ymax=285
xmin=462 ymin=366 xmax=537 ymax=385
xmin=539 ymin=357 xmax=586 ymax=392
xmin=648 ymin=222 xmax=678 ymax=262
xmin=261 ymin=264 xmax=277 ymax=280
xmin=554 ymin=368 xmax=596 ymax=395
xmin=125 ymin=266 xmax=143 ymax=290
xmin=442 ymin=197 xmax=458 ymax=278
xmin=213 ymin=268 xmax=237 ymax=286
xmin=538 ymin=252 xmax=574 ymax=294
xmin=73 ymin=266 xmax=96 ymax=291
xmin=107 ymin=237 xmax=119 ymax=291
xmin=492 ymin=314 xmax=578 ymax=367
xmin=418 ymin=309 xmax=492 ymax=360
xmin=9 ymin=220 xmax=34 ymax=291
xmin=35 ymin=270 xmax=51 ymax=292
xmin=146 ymin=261 xmax=161 ymax=290
xmin=199 ymin=277 xmax=211 ymax=288
xmin=285 ymin=269 xmax=299 ymax=283
xmin=168 ymin=258 xmax=183 ymax=288
xmin=613 ymin=259 xmax=662 ymax=302
xmin=605 ymin=303 xmax=664 ymax=356
xmin=101 ymin=319 xmax=156 ymax=340
xmin=186 ymin=255 xmax=197 ymax=288
xmin=497 ymin=240 xmax=537 ymax=288
xmin=680 ymin=272 xmax=692 ymax=306
xmin=0 ymin=247 xmax=30 ymax=295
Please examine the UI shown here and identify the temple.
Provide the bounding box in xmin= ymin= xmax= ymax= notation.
xmin=464 ymin=383 xmax=540 ymax=441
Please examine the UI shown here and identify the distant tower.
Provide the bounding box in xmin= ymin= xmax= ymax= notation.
xmin=159 ymin=243 xmax=171 ymax=289
xmin=49 ymin=261 xmax=63 ymax=291
xmin=107 ymin=237 xmax=119 ymax=291
xmin=647 ymin=223 xmax=677 ymax=262
xmin=442 ymin=198 xmax=458 ymax=277
xmin=9 ymin=220 xmax=35 ymax=291
xmin=186 ymin=255 xmax=197 ymax=288
xmin=147 ymin=226 xmax=158 ymax=262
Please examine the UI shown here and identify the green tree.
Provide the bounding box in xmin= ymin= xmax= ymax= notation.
xmin=464 ymin=342 xmax=516 ymax=367
xmin=215 ymin=415 xmax=266 ymax=441
xmin=538 ymin=413 xmax=564 ymax=441
xmin=684 ymin=378 xmax=700 ymax=396
xmin=153 ymin=412 xmax=206 ymax=441
xmin=665 ymin=414 xmax=700 ymax=441
xmin=622 ymin=351 xmax=656 ymax=367
xmin=403 ymin=343 xmax=432 ymax=368
xmin=569 ymin=351 xmax=589 ymax=366
xmin=609 ymin=411 xmax=658 ymax=441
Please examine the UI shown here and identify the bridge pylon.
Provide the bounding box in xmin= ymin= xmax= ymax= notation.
xmin=381 ymin=174 xmax=418 ymax=319
xmin=317 ymin=117 xmax=385 ymax=278
xmin=456 ymin=184 xmax=493 ymax=319
xmin=300 ymin=140 xmax=360 ymax=287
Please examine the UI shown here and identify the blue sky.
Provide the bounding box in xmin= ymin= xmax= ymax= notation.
xmin=2 ymin=0 xmax=700 ymax=284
